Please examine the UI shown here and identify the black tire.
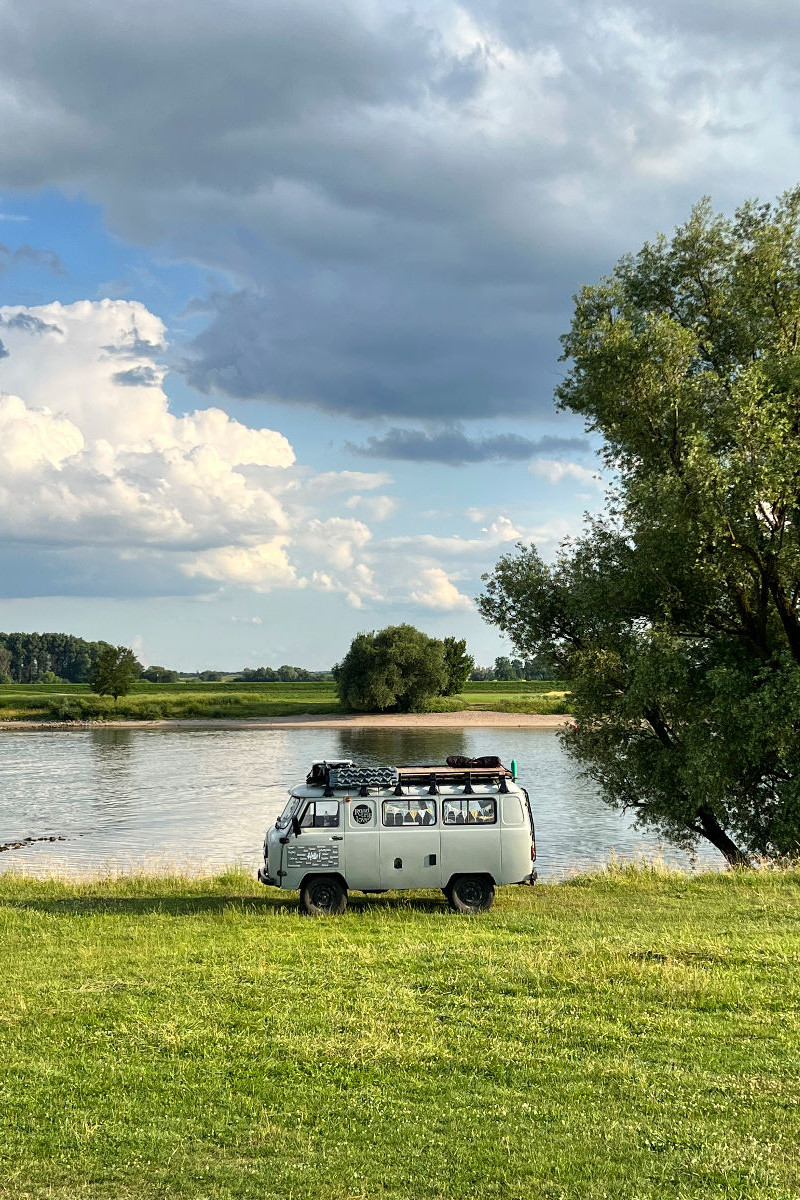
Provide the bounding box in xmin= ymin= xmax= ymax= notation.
xmin=300 ymin=875 xmax=347 ymax=916
xmin=447 ymin=875 xmax=495 ymax=914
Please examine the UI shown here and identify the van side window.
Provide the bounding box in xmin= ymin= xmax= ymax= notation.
xmin=382 ymin=799 xmax=436 ymax=827
xmin=442 ymin=798 xmax=497 ymax=825
xmin=300 ymin=799 xmax=340 ymax=828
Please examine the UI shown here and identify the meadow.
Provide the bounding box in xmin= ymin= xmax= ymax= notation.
xmin=0 ymin=679 xmax=572 ymax=722
xmin=0 ymin=866 xmax=798 ymax=1199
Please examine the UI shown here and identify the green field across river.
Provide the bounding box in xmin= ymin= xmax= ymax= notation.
xmin=1 ymin=866 xmax=798 ymax=1199
xmin=0 ymin=679 xmax=572 ymax=722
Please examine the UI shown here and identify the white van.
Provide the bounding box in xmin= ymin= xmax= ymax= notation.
xmin=257 ymin=757 xmax=537 ymax=914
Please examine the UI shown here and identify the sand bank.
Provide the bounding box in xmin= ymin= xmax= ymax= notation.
xmin=0 ymin=710 xmax=571 ymax=732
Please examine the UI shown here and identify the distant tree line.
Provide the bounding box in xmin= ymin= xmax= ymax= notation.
xmin=0 ymin=633 xmax=332 ymax=686
xmin=0 ymin=632 xmax=115 ymax=684
xmin=470 ymin=655 xmax=555 ymax=682
xmin=234 ymin=665 xmax=332 ymax=682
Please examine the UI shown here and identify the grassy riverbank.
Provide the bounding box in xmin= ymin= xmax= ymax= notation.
xmin=0 ymin=679 xmax=572 ymax=723
xmin=1 ymin=867 xmax=798 ymax=1199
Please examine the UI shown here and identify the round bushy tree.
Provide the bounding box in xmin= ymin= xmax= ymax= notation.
xmin=333 ymin=624 xmax=449 ymax=712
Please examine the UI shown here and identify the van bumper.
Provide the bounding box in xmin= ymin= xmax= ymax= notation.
xmin=518 ymin=868 xmax=538 ymax=886
xmin=257 ymin=867 xmax=277 ymax=887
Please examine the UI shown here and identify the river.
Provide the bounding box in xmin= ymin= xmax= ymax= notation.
xmin=0 ymin=726 xmax=719 ymax=878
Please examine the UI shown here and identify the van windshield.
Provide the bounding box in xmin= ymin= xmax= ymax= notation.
xmin=276 ymin=795 xmax=301 ymax=829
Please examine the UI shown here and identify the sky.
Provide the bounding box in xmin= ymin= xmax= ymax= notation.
xmin=0 ymin=0 xmax=798 ymax=671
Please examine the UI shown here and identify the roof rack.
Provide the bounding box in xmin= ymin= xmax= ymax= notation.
xmin=395 ymin=765 xmax=511 ymax=794
xmin=306 ymin=760 xmax=513 ymax=796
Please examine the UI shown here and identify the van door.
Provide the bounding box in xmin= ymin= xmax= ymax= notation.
xmin=440 ymin=794 xmax=501 ymax=884
xmin=378 ymin=797 xmax=441 ymax=889
xmin=284 ymin=798 xmax=345 ymax=887
xmin=343 ymin=798 xmax=381 ymax=889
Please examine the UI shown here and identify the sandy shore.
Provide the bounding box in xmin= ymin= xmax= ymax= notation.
xmin=0 ymin=710 xmax=571 ymax=732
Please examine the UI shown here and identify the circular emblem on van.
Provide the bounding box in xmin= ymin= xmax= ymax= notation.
xmin=353 ymin=803 xmax=372 ymax=825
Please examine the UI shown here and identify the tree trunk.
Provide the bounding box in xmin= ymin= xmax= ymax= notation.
xmin=694 ymin=805 xmax=751 ymax=867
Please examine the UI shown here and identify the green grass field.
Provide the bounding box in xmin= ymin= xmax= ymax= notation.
xmin=0 ymin=679 xmax=572 ymax=722
xmin=1 ymin=867 xmax=798 ymax=1199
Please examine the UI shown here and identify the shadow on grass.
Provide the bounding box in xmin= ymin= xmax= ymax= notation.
xmin=2 ymin=891 xmax=450 ymax=918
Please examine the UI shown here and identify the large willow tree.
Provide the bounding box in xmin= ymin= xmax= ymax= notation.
xmin=479 ymin=193 xmax=800 ymax=864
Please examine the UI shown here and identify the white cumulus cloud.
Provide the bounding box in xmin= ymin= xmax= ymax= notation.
xmin=530 ymin=458 xmax=604 ymax=489
xmin=409 ymin=567 xmax=473 ymax=612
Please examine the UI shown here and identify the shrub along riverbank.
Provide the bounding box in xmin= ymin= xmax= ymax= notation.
xmin=1 ymin=866 xmax=798 ymax=1199
xmin=0 ymin=679 xmax=572 ymax=722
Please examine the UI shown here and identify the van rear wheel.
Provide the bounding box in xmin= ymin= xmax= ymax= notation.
xmin=300 ymin=875 xmax=347 ymax=916
xmin=447 ymin=875 xmax=495 ymax=914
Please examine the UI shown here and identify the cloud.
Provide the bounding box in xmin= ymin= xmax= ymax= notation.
xmin=183 ymin=539 xmax=300 ymax=591
xmin=282 ymin=469 xmax=392 ymax=501
xmin=530 ymin=458 xmax=604 ymax=489
xmin=103 ymin=331 xmax=165 ymax=359
xmin=345 ymin=493 xmax=399 ymax=521
xmin=112 ymin=365 xmax=162 ymax=387
xmin=0 ymin=242 xmax=66 ymax=276
xmin=348 ymin=426 xmax=590 ymax=465
xmin=379 ymin=516 xmax=523 ymax=560
xmin=0 ymin=300 xmax=300 ymax=582
xmin=0 ymin=299 xmax=415 ymax=605
xmin=0 ymin=339 xmax=8 ymax=360
xmin=301 ymin=517 xmax=372 ymax=571
xmin=0 ymin=1 xmax=794 ymax=421
xmin=0 ymin=312 xmax=63 ymax=335
xmin=409 ymin=567 xmax=473 ymax=612
xmin=10 ymin=244 xmax=66 ymax=275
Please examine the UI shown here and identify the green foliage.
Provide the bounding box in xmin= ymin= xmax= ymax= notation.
xmin=441 ymin=636 xmax=474 ymax=694
xmin=479 ymin=191 xmax=800 ymax=865
xmin=236 ymin=664 xmax=329 ymax=682
xmin=333 ymin=624 xmax=452 ymax=712
xmin=89 ymin=645 xmax=143 ymax=702
xmin=1 ymin=869 xmax=799 ymax=1199
xmin=0 ymin=631 xmax=104 ymax=682
xmin=140 ymin=665 xmax=180 ymax=683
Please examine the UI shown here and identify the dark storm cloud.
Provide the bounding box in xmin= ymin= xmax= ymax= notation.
xmin=181 ymin=282 xmax=566 ymax=418
xmin=112 ymin=365 xmax=161 ymax=387
xmin=0 ymin=0 xmax=796 ymax=420
xmin=347 ymin=427 xmax=590 ymax=465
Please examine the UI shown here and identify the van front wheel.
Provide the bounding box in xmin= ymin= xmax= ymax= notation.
xmin=447 ymin=875 xmax=495 ymax=914
xmin=300 ymin=875 xmax=347 ymax=916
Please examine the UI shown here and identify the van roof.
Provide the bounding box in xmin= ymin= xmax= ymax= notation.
xmin=294 ymin=760 xmax=522 ymax=799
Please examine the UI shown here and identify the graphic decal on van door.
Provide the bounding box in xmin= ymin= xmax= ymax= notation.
xmin=287 ymin=799 xmax=343 ymax=872
xmin=286 ymin=844 xmax=339 ymax=869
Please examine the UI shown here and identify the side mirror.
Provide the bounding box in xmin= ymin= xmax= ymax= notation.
xmin=291 ymin=816 xmax=302 ymax=837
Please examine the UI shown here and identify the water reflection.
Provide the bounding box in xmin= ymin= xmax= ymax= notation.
xmin=0 ymin=727 xmax=719 ymax=878
xmin=336 ymin=728 xmax=470 ymax=766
